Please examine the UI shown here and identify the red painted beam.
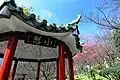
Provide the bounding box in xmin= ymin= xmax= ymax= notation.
xmin=58 ymin=43 xmax=65 ymax=80
xmin=0 ymin=36 xmax=18 ymax=80
xmin=68 ymin=54 xmax=74 ymax=80
xmin=10 ymin=60 xmax=18 ymax=80
xmin=36 ymin=62 xmax=40 ymax=80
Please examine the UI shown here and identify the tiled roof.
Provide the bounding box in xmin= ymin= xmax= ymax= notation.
xmin=0 ymin=0 xmax=81 ymax=33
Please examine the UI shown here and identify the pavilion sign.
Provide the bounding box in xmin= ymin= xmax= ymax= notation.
xmin=24 ymin=32 xmax=58 ymax=48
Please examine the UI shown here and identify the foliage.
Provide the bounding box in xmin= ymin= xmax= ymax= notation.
xmin=74 ymin=33 xmax=120 ymax=80
xmin=75 ymin=73 xmax=108 ymax=80
xmin=90 ymin=69 xmax=97 ymax=80
xmin=112 ymin=29 xmax=120 ymax=54
xmin=99 ymin=63 xmax=120 ymax=80
xmin=22 ymin=6 xmax=34 ymax=16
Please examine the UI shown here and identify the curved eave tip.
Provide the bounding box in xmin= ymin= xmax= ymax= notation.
xmin=77 ymin=15 xmax=82 ymax=19
xmin=68 ymin=15 xmax=82 ymax=25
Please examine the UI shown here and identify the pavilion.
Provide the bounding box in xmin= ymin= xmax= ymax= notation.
xmin=0 ymin=0 xmax=82 ymax=80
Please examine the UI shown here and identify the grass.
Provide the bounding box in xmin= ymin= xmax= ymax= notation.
xmin=74 ymin=74 xmax=109 ymax=80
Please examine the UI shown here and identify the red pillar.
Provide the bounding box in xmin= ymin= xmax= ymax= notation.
xmin=68 ymin=54 xmax=74 ymax=80
xmin=56 ymin=58 xmax=59 ymax=80
xmin=0 ymin=36 xmax=18 ymax=80
xmin=36 ymin=62 xmax=40 ymax=80
xmin=58 ymin=43 xmax=65 ymax=80
xmin=10 ymin=60 xmax=18 ymax=80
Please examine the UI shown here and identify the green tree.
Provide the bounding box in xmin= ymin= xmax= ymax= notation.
xmin=22 ymin=6 xmax=34 ymax=16
xmin=99 ymin=63 xmax=120 ymax=80
xmin=112 ymin=29 xmax=120 ymax=54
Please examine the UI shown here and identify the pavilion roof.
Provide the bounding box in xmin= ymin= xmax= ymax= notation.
xmin=0 ymin=0 xmax=81 ymax=33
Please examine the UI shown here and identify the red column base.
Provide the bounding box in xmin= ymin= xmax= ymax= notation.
xmin=57 ymin=58 xmax=59 ymax=80
xmin=36 ymin=62 xmax=40 ymax=80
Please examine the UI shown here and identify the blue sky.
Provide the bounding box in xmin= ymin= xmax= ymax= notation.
xmin=0 ymin=58 xmax=2 ymax=64
xmin=14 ymin=0 xmax=104 ymax=35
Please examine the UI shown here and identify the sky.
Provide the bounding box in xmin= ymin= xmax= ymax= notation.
xmin=0 ymin=58 xmax=2 ymax=65
xmin=17 ymin=0 xmax=103 ymax=35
